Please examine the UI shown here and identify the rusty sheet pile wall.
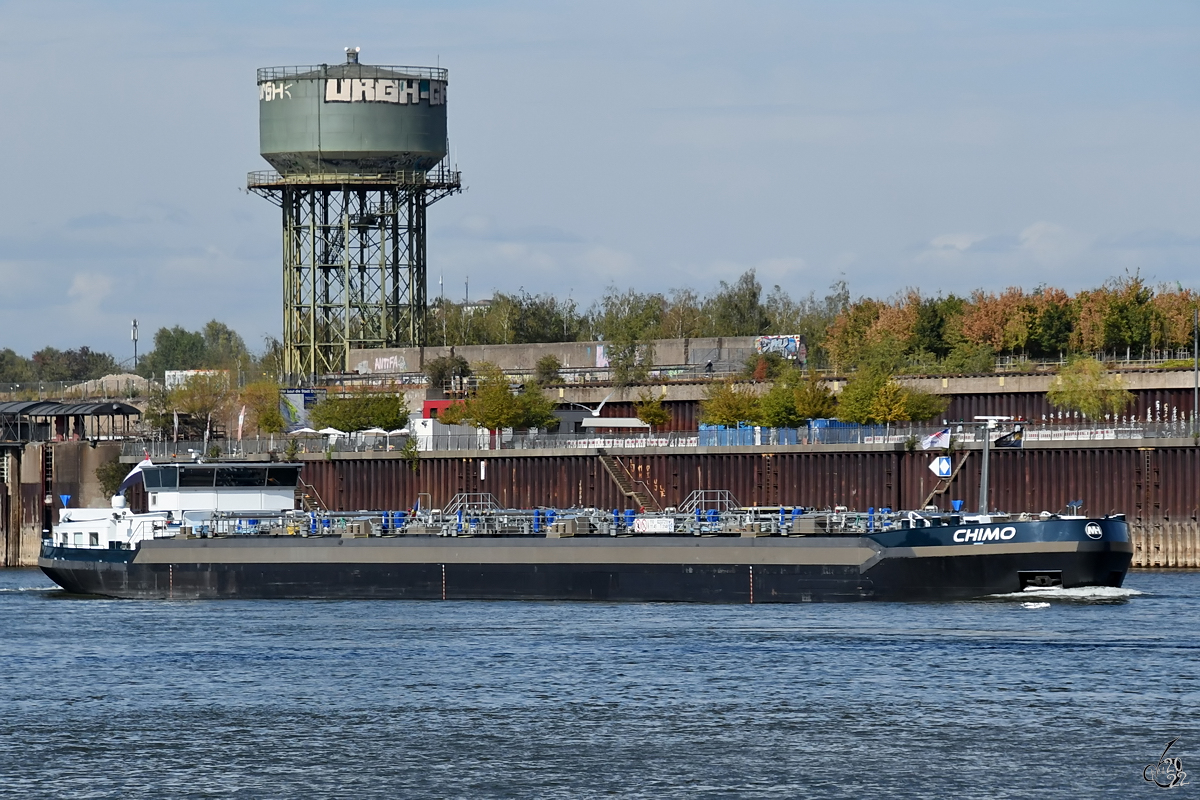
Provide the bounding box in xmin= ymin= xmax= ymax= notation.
xmin=301 ymin=445 xmax=1196 ymax=519
xmin=629 ymin=388 xmax=1200 ymax=433
xmin=7 ymin=442 xmax=1197 ymax=568
xmin=300 ymin=445 xmax=1200 ymax=568
xmin=943 ymin=388 xmax=1197 ymax=425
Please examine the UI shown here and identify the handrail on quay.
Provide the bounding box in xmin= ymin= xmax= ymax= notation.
xmin=119 ymin=419 xmax=1200 ymax=460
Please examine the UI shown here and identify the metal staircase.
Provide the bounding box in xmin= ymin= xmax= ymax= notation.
xmin=597 ymin=450 xmax=661 ymax=511
xmin=296 ymin=479 xmax=328 ymax=512
xmin=442 ymin=493 xmax=501 ymax=517
xmin=678 ymin=490 xmax=741 ymax=514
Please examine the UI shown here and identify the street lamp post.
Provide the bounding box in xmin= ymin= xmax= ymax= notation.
xmin=131 ymin=319 xmax=139 ymax=370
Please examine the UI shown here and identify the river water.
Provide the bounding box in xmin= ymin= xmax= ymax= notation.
xmin=0 ymin=568 xmax=1195 ymax=799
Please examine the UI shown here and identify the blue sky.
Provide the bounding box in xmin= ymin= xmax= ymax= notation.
xmin=1 ymin=1 xmax=1198 ymax=360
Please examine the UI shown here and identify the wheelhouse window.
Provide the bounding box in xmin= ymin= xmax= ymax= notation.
xmin=89 ymin=532 xmax=99 ymax=546
xmin=266 ymin=466 xmax=302 ymax=487
xmin=143 ymin=466 xmax=179 ymax=489
xmin=178 ymin=467 xmax=216 ymax=487
xmin=157 ymin=467 xmax=178 ymax=488
xmin=216 ymin=467 xmax=267 ymax=487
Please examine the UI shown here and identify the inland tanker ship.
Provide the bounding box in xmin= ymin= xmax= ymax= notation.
xmin=39 ymin=460 xmax=1131 ymax=602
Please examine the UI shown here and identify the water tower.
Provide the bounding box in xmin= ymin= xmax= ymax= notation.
xmin=249 ymin=48 xmax=462 ymax=379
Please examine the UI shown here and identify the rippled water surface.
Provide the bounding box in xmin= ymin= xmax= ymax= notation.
xmin=0 ymin=568 xmax=1197 ymax=799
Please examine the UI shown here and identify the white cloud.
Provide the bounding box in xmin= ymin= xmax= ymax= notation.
xmin=67 ymin=273 xmax=114 ymax=303
xmin=753 ymin=257 xmax=809 ymax=286
xmin=493 ymin=243 xmax=557 ymax=272
xmin=1017 ymin=221 xmax=1089 ymax=267
xmin=928 ymin=233 xmax=986 ymax=252
xmin=577 ymin=246 xmax=636 ymax=279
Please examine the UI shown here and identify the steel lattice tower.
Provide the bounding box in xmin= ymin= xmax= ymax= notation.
xmin=251 ymin=52 xmax=460 ymax=380
xmin=248 ymin=171 xmax=460 ymax=378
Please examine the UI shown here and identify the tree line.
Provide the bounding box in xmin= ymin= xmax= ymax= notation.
xmin=428 ymin=270 xmax=1197 ymax=377
xmin=0 ymin=320 xmax=281 ymax=385
xmin=4 ymin=270 xmax=1194 ymax=388
xmin=695 ymin=368 xmax=950 ymax=428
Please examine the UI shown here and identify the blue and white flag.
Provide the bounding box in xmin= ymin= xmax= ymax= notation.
xmin=117 ymin=457 xmax=154 ymax=495
xmin=920 ymin=428 xmax=951 ymax=450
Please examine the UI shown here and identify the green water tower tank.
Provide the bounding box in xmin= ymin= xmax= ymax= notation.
xmin=257 ymin=48 xmax=448 ymax=175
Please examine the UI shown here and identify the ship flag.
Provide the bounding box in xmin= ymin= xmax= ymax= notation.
xmin=920 ymin=428 xmax=951 ymax=450
xmin=994 ymin=426 xmax=1024 ymax=448
xmin=117 ymin=457 xmax=154 ymax=495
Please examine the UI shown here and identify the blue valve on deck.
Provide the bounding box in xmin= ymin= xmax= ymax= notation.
xmin=546 ymin=509 xmax=557 ymax=529
xmin=868 ymin=507 xmax=875 ymax=532
xmin=612 ymin=509 xmax=620 ymax=529
xmin=309 ymin=512 xmax=317 ymax=534
xmin=706 ymin=509 xmax=719 ymax=526
xmin=321 ymin=516 xmax=331 ymax=531
xmin=533 ymin=509 xmax=541 ymax=533
xmin=456 ymin=509 xmax=463 ymax=533
xmin=792 ymin=507 xmax=803 ymax=522
xmin=624 ymin=509 xmax=635 ymax=529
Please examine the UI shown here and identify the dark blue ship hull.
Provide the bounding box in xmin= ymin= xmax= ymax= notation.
xmin=38 ymin=518 xmax=1132 ymax=602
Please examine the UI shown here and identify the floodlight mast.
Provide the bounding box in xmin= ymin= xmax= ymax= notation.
xmin=973 ymin=416 xmax=1013 ymax=515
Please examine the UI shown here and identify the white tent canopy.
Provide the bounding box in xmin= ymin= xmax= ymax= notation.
xmin=580 ymin=417 xmax=650 ymax=429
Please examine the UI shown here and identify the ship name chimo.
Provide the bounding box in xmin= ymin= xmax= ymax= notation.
xmin=952 ymin=527 xmax=1016 ymax=543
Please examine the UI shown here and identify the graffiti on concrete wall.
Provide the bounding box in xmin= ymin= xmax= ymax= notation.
xmin=372 ymin=355 xmax=407 ymax=373
xmin=755 ymin=335 xmax=807 ymax=364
